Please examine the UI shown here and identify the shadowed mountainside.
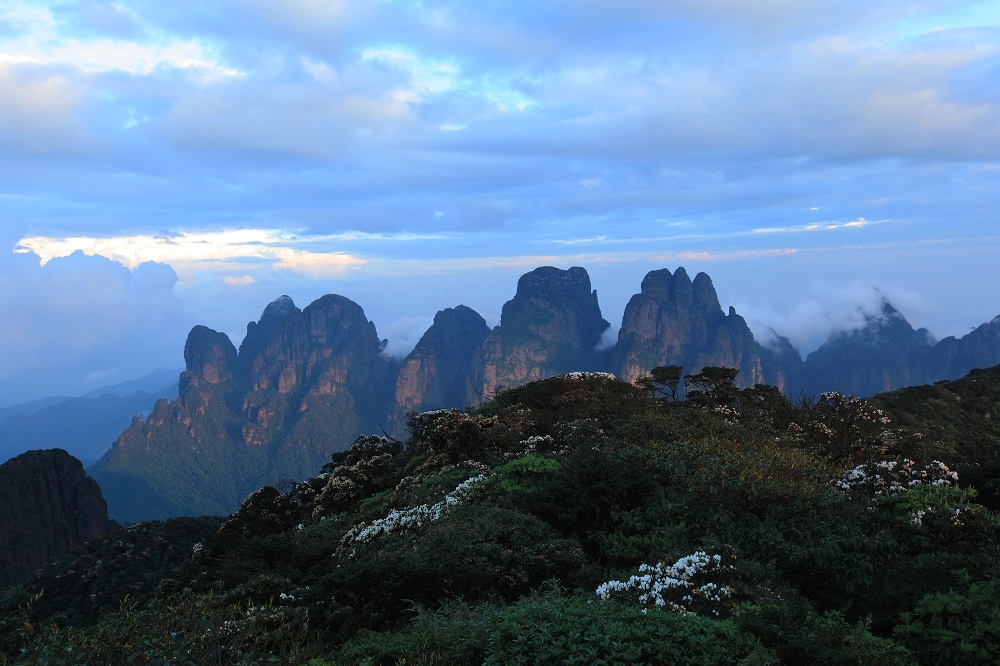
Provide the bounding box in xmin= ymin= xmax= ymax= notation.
xmin=0 ymin=449 xmax=109 ymax=589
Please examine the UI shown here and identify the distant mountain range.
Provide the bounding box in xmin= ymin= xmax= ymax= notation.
xmin=0 ymin=369 xmax=179 ymax=466
xmin=85 ymin=265 xmax=1000 ymax=523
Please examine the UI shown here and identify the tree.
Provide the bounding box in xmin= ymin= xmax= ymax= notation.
xmin=684 ymin=367 xmax=739 ymax=405
xmin=636 ymin=366 xmax=684 ymax=402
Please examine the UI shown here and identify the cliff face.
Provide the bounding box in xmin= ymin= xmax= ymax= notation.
xmin=612 ymin=268 xmax=764 ymax=387
xmin=0 ymin=449 xmax=108 ymax=588
xmin=928 ymin=317 xmax=1000 ymax=383
xmin=87 ymin=267 xmax=1000 ymax=523
xmin=479 ymin=266 xmax=610 ymax=398
xmin=758 ymin=332 xmax=805 ymax=395
xmin=91 ymin=294 xmax=399 ymax=523
xmin=395 ymin=306 xmax=490 ymax=415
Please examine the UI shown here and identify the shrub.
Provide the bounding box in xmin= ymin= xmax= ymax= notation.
xmin=894 ymin=579 xmax=1000 ymax=665
xmin=483 ymin=592 xmax=745 ymax=665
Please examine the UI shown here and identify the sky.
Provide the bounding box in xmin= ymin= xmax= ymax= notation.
xmin=1 ymin=0 xmax=999 ymax=406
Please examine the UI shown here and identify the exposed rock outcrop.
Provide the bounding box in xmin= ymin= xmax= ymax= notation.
xmin=87 ymin=267 xmax=1000 ymax=523
xmin=91 ymin=295 xmax=399 ymax=523
xmin=395 ymin=306 xmax=490 ymax=415
xmin=0 ymin=449 xmax=108 ymax=588
xmin=928 ymin=316 xmax=1000 ymax=383
xmin=758 ymin=331 xmax=805 ymax=396
xmin=479 ymin=266 xmax=610 ymax=398
xmin=612 ymin=268 xmax=763 ymax=387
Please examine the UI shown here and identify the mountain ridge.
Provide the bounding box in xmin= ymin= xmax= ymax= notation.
xmin=84 ymin=265 xmax=1000 ymax=522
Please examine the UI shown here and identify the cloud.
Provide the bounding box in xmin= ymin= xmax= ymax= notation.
xmin=0 ymin=249 xmax=191 ymax=406
xmin=379 ymin=315 xmax=434 ymax=359
xmin=752 ymin=218 xmax=882 ymax=234
xmin=736 ymin=280 xmax=930 ymax=355
xmin=0 ymin=63 xmax=90 ymax=154
xmin=16 ymin=230 xmax=366 ymax=279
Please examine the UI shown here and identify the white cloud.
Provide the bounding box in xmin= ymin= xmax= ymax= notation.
xmin=0 ymin=64 xmax=89 ymax=153
xmin=0 ymin=249 xmax=190 ymax=405
xmin=16 ymin=229 xmax=366 ymax=279
xmin=379 ymin=315 xmax=434 ymax=358
xmin=737 ymin=281 xmax=930 ymax=354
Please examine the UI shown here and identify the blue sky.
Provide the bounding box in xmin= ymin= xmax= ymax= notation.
xmin=1 ymin=0 xmax=999 ymax=406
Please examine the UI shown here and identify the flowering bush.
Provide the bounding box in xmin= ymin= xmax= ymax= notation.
xmin=801 ymin=391 xmax=899 ymax=461
xmin=344 ymin=474 xmax=488 ymax=549
xmin=596 ymin=551 xmax=734 ymax=616
xmin=833 ymin=459 xmax=958 ymax=497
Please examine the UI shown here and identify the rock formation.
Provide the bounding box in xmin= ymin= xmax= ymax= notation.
xmin=0 ymin=449 xmax=108 ymax=588
xmin=479 ymin=266 xmax=611 ymax=398
xmin=394 ymin=305 xmax=490 ymax=416
xmin=91 ymin=294 xmax=399 ymax=523
xmin=758 ymin=331 xmax=806 ymax=396
xmin=612 ymin=268 xmax=764 ymax=387
xmin=928 ymin=316 xmax=1000 ymax=383
xmin=802 ymin=301 xmax=935 ymax=397
xmin=86 ymin=267 xmax=1000 ymax=523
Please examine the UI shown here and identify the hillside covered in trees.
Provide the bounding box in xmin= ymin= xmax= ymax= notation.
xmin=3 ymin=367 xmax=1000 ymax=664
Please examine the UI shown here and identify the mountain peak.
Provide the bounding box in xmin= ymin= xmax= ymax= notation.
xmin=515 ymin=266 xmax=593 ymax=301
xmin=260 ymin=295 xmax=299 ymax=322
xmin=481 ymin=266 xmax=610 ymax=397
xmin=183 ymin=326 xmax=238 ymax=385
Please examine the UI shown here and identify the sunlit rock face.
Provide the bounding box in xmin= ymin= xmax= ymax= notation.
xmin=89 ymin=267 xmax=1000 ymax=523
xmin=0 ymin=449 xmax=108 ymax=588
xmin=612 ymin=268 xmax=763 ymax=388
xmin=479 ymin=266 xmax=611 ymax=399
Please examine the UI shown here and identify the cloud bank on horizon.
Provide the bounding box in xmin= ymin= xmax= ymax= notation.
xmin=1 ymin=0 xmax=999 ymax=405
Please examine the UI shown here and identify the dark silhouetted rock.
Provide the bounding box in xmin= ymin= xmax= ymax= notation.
xmin=0 ymin=449 xmax=108 ymax=588
xmin=759 ymin=331 xmax=806 ymax=396
xmin=928 ymin=316 xmax=1000 ymax=383
xmin=803 ymin=301 xmax=935 ymax=397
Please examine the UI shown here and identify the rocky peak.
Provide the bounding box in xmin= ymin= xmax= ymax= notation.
xmin=613 ymin=267 xmax=763 ymax=386
xmin=514 ymin=265 xmax=594 ymax=302
xmin=499 ymin=266 xmax=609 ymax=345
xmin=692 ymin=272 xmax=723 ymax=316
xmin=258 ymin=295 xmax=300 ymax=335
xmin=0 ymin=449 xmax=109 ymax=588
xmin=183 ymin=326 xmax=238 ymax=385
xmin=481 ymin=266 xmax=610 ymax=397
xmin=759 ymin=330 xmax=805 ymax=394
xmin=803 ymin=299 xmax=934 ymax=396
xmin=394 ymin=305 xmax=491 ymax=417
xmin=827 ymin=301 xmax=928 ymax=347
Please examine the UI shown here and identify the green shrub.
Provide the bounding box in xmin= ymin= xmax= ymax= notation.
xmin=734 ymin=596 xmax=914 ymax=665
xmin=894 ymin=579 xmax=1000 ymax=665
xmin=483 ymin=592 xmax=745 ymax=665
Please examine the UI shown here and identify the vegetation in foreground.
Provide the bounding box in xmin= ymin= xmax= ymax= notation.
xmin=4 ymin=366 xmax=1000 ymax=664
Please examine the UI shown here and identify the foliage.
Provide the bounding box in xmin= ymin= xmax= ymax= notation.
xmin=481 ymin=592 xmax=744 ymax=666
xmin=894 ymin=579 xmax=1000 ymax=665
xmin=6 ymin=367 xmax=1000 ymax=662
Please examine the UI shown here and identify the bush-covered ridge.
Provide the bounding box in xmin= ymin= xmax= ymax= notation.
xmin=4 ymin=368 xmax=1000 ymax=664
